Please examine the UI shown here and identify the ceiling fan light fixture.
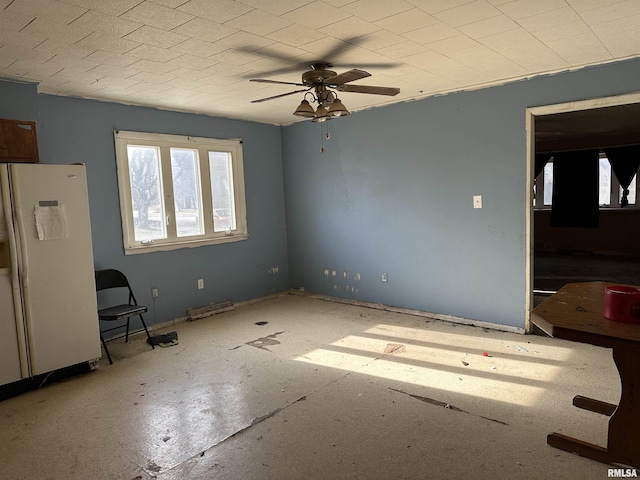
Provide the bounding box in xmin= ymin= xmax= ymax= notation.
xmin=293 ymin=99 xmax=316 ymax=117
xmin=327 ymin=97 xmax=349 ymax=117
xmin=312 ymin=104 xmax=329 ymax=122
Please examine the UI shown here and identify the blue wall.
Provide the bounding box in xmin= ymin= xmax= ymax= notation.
xmin=282 ymin=58 xmax=640 ymax=329
xmin=0 ymin=80 xmax=289 ymax=325
xmin=3 ymin=56 xmax=640 ymax=331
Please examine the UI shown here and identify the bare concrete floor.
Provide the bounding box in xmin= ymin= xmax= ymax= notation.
xmin=0 ymin=293 xmax=623 ymax=479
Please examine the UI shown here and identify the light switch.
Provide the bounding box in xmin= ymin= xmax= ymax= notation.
xmin=473 ymin=195 xmax=482 ymax=209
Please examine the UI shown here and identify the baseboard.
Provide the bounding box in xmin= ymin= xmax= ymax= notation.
xmin=288 ymin=289 xmax=526 ymax=334
xmin=139 ymin=291 xmax=291 ymax=335
xmin=125 ymin=289 xmax=524 ymax=338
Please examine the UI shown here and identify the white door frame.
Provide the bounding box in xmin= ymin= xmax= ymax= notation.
xmin=525 ymin=91 xmax=640 ymax=331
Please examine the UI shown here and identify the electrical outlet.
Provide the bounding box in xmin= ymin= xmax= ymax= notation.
xmin=151 ymin=288 xmax=158 ymax=298
xmin=197 ymin=278 xmax=204 ymax=289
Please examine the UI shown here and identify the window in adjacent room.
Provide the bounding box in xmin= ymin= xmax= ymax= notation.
xmin=533 ymin=153 xmax=637 ymax=209
xmin=114 ymin=130 xmax=248 ymax=254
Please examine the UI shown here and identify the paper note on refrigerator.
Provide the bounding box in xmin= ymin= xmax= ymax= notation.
xmin=34 ymin=203 xmax=67 ymax=240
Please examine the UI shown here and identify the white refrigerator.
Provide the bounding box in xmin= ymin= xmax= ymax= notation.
xmin=0 ymin=163 xmax=101 ymax=387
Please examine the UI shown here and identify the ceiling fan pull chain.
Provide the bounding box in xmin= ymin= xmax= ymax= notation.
xmin=319 ymin=121 xmax=332 ymax=153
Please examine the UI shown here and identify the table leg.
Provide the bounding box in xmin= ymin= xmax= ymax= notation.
xmin=548 ymin=433 xmax=614 ymax=464
xmin=573 ymin=395 xmax=616 ymax=416
xmin=607 ymin=348 xmax=640 ymax=467
xmin=546 ymin=348 xmax=640 ymax=469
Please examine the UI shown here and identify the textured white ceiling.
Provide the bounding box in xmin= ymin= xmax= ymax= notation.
xmin=1 ymin=0 xmax=639 ymax=125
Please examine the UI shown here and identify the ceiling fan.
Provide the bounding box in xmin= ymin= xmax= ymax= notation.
xmin=244 ymin=37 xmax=400 ymax=122
xmin=250 ymin=63 xmax=400 ymax=121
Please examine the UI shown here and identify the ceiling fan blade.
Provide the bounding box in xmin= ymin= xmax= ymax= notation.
xmin=242 ymin=66 xmax=304 ymax=79
xmin=237 ymin=46 xmax=310 ymax=78
xmin=344 ymin=61 xmax=398 ymax=70
xmin=237 ymin=45 xmax=305 ymax=65
xmin=317 ymin=36 xmax=363 ymax=64
xmin=244 ymin=61 xmax=399 ymax=80
xmin=250 ymin=78 xmax=305 ymax=86
xmin=239 ymin=34 xmax=399 ymax=78
xmin=337 ymin=84 xmax=400 ymax=96
xmin=250 ymin=88 xmax=310 ymax=104
xmin=247 ymin=37 xmax=364 ymax=70
xmin=325 ymin=69 xmax=371 ymax=85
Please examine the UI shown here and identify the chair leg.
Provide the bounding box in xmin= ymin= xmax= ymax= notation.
xmin=100 ymin=332 xmax=113 ymax=365
xmin=139 ymin=314 xmax=155 ymax=350
xmin=125 ymin=318 xmax=130 ymax=343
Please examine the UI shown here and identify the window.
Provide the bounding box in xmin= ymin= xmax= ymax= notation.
xmin=543 ymin=162 xmax=553 ymax=206
xmin=114 ymin=130 xmax=248 ymax=254
xmin=621 ymin=175 xmax=637 ymax=205
xmin=534 ymin=153 xmax=638 ymax=209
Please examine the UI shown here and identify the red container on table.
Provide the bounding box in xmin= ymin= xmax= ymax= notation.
xmin=603 ymin=285 xmax=640 ymax=323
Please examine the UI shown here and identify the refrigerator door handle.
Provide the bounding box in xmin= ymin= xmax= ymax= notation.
xmin=13 ymin=206 xmax=36 ymax=371
xmin=14 ymin=208 xmax=29 ymax=289
xmin=0 ymin=170 xmax=30 ymax=378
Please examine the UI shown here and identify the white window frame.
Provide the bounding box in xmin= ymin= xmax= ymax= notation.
xmin=114 ymin=130 xmax=248 ymax=255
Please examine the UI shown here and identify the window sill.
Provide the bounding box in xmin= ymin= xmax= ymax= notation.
xmin=534 ymin=207 xmax=640 ymax=212
xmin=124 ymin=233 xmax=249 ymax=255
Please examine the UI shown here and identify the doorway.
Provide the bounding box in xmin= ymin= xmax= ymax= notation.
xmin=525 ymin=92 xmax=640 ymax=331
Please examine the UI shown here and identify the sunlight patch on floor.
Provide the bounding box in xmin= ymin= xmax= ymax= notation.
xmin=295 ymin=322 xmax=574 ymax=407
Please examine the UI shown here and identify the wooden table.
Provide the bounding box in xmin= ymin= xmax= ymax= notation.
xmin=531 ymin=282 xmax=640 ymax=468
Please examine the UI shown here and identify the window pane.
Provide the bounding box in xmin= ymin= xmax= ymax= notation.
xmin=171 ymin=148 xmax=204 ymax=237
xmin=127 ymin=145 xmax=166 ymax=241
xmin=209 ymin=152 xmax=236 ymax=232
xmin=532 ymin=179 xmax=537 ymax=207
xmin=620 ymin=174 xmax=637 ymax=205
xmin=543 ymin=162 xmax=553 ymax=206
xmin=599 ymin=157 xmax=611 ymax=205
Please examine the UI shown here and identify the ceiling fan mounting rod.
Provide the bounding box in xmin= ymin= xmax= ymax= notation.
xmin=311 ymin=62 xmax=332 ymax=70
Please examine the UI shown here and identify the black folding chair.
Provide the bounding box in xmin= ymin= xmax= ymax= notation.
xmin=95 ymin=269 xmax=154 ymax=364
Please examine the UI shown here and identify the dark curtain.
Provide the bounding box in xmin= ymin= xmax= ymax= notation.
xmin=535 ymin=153 xmax=552 ymax=178
xmin=550 ymin=149 xmax=600 ymax=228
xmin=604 ymin=145 xmax=640 ymax=207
